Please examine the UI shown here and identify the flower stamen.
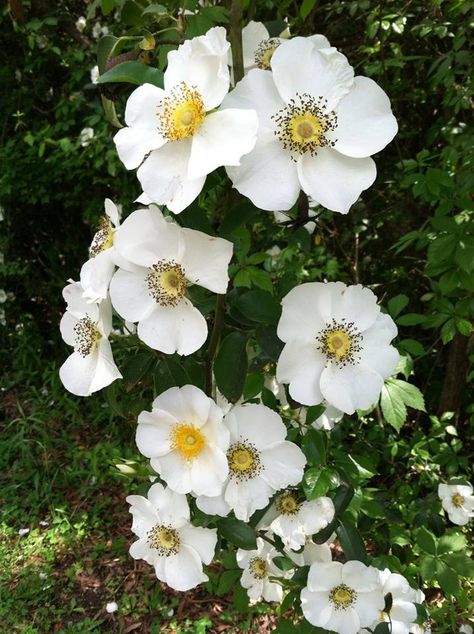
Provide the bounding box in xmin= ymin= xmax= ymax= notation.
xmin=146 ymin=260 xmax=187 ymax=307
xmin=316 ymin=318 xmax=362 ymax=366
xmin=227 ymin=441 xmax=262 ymax=481
xmin=249 ymin=557 xmax=267 ymax=579
xmin=170 ymin=423 xmax=206 ymax=461
xmin=329 ymin=584 xmax=357 ymax=610
xmin=254 ymin=38 xmax=281 ymax=70
xmin=276 ymin=491 xmax=300 ymax=515
xmin=158 ymin=82 xmax=206 ymax=141
xmin=452 ymin=493 xmax=464 ymax=508
xmin=272 ymin=93 xmax=337 ymax=160
xmin=89 ymin=216 xmax=114 ymax=257
xmin=73 ymin=317 xmax=101 ymax=356
xmin=148 ymin=524 xmax=180 ymax=556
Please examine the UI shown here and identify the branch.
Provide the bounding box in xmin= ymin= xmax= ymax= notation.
xmin=227 ymin=0 xmax=244 ymax=84
xmin=205 ymin=294 xmax=226 ymax=396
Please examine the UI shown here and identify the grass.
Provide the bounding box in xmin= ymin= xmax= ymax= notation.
xmin=0 ymin=366 xmax=273 ymax=633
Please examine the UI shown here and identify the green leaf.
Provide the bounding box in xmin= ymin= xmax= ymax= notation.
xmin=416 ymin=527 xmax=437 ymax=555
xmin=380 ymin=378 xmax=425 ymax=431
xmin=122 ymin=352 xmax=154 ymax=391
xmin=233 ymin=290 xmax=281 ymax=324
xmin=97 ymin=35 xmax=118 ymax=73
xmin=220 ymin=201 xmax=258 ymax=237
xmin=441 ymin=552 xmax=474 ymax=577
xmin=98 ymin=61 xmax=164 ymax=87
xmin=373 ymin=624 xmax=391 ymax=634
xmin=243 ymin=372 xmax=264 ymax=400
xmin=437 ymin=561 xmax=460 ymax=596
xmin=248 ymin=267 xmax=274 ymax=293
xmin=437 ymin=533 xmax=466 ymax=554
xmin=337 ymin=522 xmax=368 ymax=563
xmin=388 ymin=294 xmax=409 ymax=318
xmin=255 ymin=325 xmax=284 ymax=361
xmin=218 ymin=518 xmax=257 ymax=549
xmin=217 ymin=569 xmax=241 ymax=595
xmin=273 ymin=556 xmax=294 ymax=572
xmin=142 ymin=3 xmax=167 ymax=15
xmin=333 ymin=482 xmax=355 ymax=515
xmin=303 ymin=468 xmax=331 ymax=499
xmin=101 ymin=0 xmax=116 ymax=15
xmin=300 ymin=0 xmax=317 ymax=20
xmin=302 ymin=429 xmax=327 ymax=466
xmin=214 ymin=332 xmax=248 ymax=403
xmin=305 ymin=405 xmax=327 ymax=426
xmin=456 ymin=318 xmax=472 ymax=336
xmin=420 ymin=555 xmax=437 ymax=580
xmin=397 ymin=313 xmax=426 ymax=326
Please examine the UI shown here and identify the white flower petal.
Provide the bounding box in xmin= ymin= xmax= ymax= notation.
xmin=225 ymin=403 xmax=287 ymax=449
xmin=260 ymin=441 xmax=306 ymax=490
xmin=152 ymin=385 xmax=214 ymax=426
xmin=360 ymin=315 xmax=399 ymax=379
xmin=104 ymin=198 xmax=120 ymax=227
xmin=330 ymin=284 xmax=380 ymax=331
xmin=60 ymin=311 xmax=79 ymax=346
xmin=165 ymin=545 xmax=205 ymax=591
xmin=137 ymin=299 xmax=208 ymax=355
xmin=89 ymin=338 xmax=122 ymax=393
xmin=114 ymin=207 xmax=185 ymax=268
xmin=137 ymin=141 xmax=206 ymax=214
xmin=180 ymin=227 xmax=233 ymax=293
xmin=307 ymin=561 xmax=343 ymax=591
xmin=278 ymin=282 xmax=346 ymax=342
xmin=342 ymin=561 xmax=379 ymax=591
xmin=114 ymin=126 xmax=165 ymax=170
xmin=109 ymin=268 xmax=155 ymax=322
xmin=165 ymin=26 xmax=230 ymax=110
xmin=129 ymin=537 xmax=155 ymax=563
xmin=222 ymin=69 xmax=284 ymax=129
xmin=188 ymin=109 xmax=258 ymax=179
xmin=262 ymin=579 xmax=283 ymax=602
xmin=271 ymin=38 xmax=354 ymax=110
xmin=179 ymin=525 xmax=217 ymax=565
xmin=276 ymin=341 xmax=326 ymax=405
xmin=301 ymin=588 xmax=334 ymax=627
xmin=327 ymin=607 xmax=360 ymax=634
xmin=332 ymin=76 xmax=398 ymax=158
xmin=224 ymin=476 xmax=273 ymax=521
xmin=196 ymin=493 xmax=231 ymax=517
xmin=153 ymin=452 xmax=193 ymax=494
xmin=297 ymin=148 xmax=376 ymax=214
xmin=354 ymin=590 xmax=385 ymax=627
xmin=62 ymin=281 xmax=99 ymax=318
xmin=307 ymin=34 xmax=331 ymax=49
xmin=124 ymin=83 xmax=166 ymax=129
xmin=242 ymin=21 xmax=270 ymax=69
xmin=80 ymin=250 xmax=115 ymax=303
xmin=59 ymin=347 xmax=114 ymax=397
xmin=147 ymin=482 xmax=190 ymax=523
xmin=136 ymin=411 xmax=175 ymax=458
xmin=320 ymin=362 xmax=384 ymax=414
xmin=189 ymin=446 xmax=228 ymax=496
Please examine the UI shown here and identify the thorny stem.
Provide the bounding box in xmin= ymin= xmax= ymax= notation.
xmin=227 ymin=0 xmax=244 ymax=84
xmin=205 ymin=294 xmax=225 ymax=397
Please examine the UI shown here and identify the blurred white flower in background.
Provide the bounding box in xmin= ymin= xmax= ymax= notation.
xmin=438 ymin=482 xmax=474 ymax=525
xmin=79 ymin=127 xmax=94 ymax=147
xmin=75 ymin=16 xmax=87 ymax=32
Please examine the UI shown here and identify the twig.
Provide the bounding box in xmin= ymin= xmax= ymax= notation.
xmin=227 ymin=0 xmax=244 ymax=83
xmin=205 ymin=294 xmax=225 ymax=396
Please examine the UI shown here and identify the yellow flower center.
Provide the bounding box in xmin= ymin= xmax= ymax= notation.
xmin=380 ymin=610 xmax=389 ymax=621
xmin=452 ymin=493 xmax=464 ymax=508
xmin=316 ymin=319 xmax=362 ymax=367
xmin=148 ymin=524 xmax=180 ymax=555
xmin=329 ymin=584 xmax=356 ymax=610
xmin=254 ymin=38 xmax=281 ymax=70
xmin=272 ymin=92 xmax=337 ymax=159
xmin=89 ymin=216 xmax=114 ymax=257
xmin=159 ymin=82 xmax=206 ymax=141
xmin=249 ymin=557 xmax=267 ymax=578
xmin=170 ymin=423 xmax=206 ymax=461
xmin=145 ymin=260 xmax=187 ymax=307
xmin=73 ymin=317 xmax=101 ymax=357
xmin=227 ymin=442 xmax=261 ymax=481
xmin=276 ymin=491 xmax=300 ymax=515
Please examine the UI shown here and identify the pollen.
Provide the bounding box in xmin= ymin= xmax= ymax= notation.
xmin=316 ymin=318 xmax=362 ymax=367
xmin=254 ymin=38 xmax=281 ymax=70
xmin=148 ymin=524 xmax=180 ymax=556
xmin=159 ymin=82 xmax=206 ymax=141
xmin=249 ymin=557 xmax=268 ymax=579
xmin=276 ymin=491 xmax=300 ymax=516
xmin=73 ymin=317 xmax=101 ymax=357
xmin=329 ymin=584 xmax=357 ymax=610
xmin=146 ymin=260 xmax=187 ymax=307
xmin=170 ymin=423 xmax=206 ymax=461
xmin=227 ymin=441 xmax=262 ymax=481
xmin=89 ymin=216 xmax=114 ymax=257
xmin=451 ymin=493 xmax=465 ymax=508
xmin=272 ymin=92 xmax=337 ymax=160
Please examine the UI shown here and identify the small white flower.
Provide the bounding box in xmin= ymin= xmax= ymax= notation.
xmin=260 ymin=490 xmax=335 ymax=550
xmin=59 ymin=281 xmax=122 ymax=396
xmin=438 ymin=482 xmax=474 ymax=525
xmin=223 ymin=37 xmax=397 ymax=214
xmin=80 ymin=199 xmax=121 ymax=303
xmin=276 ymin=282 xmax=399 ymax=414
xmin=460 ymin=625 xmax=473 ymax=634
xmin=79 ymin=127 xmax=94 ymax=147
xmin=0 ymin=289 xmax=7 ymax=303
xmin=75 ymin=16 xmax=87 ymax=32
xmin=313 ymin=403 xmax=344 ymax=430
xmin=127 ymin=482 xmax=217 ymax=592
xmin=92 ymin=21 xmax=107 ymax=39
xmin=266 ymin=245 xmax=281 ymax=259
xmin=114 ymin=27 xmax=258 ymax=213
xmin=286 ymin=536 xmax=333 ymax=566
xmin=197 ymin=403 xmax=306 ymax=521
xmin=105 ymin=601 xmax=118 ymax=613
xmin=237 ymin=537 xmax=289 ymax=603
xmin=39 ymin=572 xmax=48 ymax=580
xmin=301 ymin=560 xmax=384 ymax=634
xmin=136 ymin=385 xmax=229 ymax=497
xmin=39 ymin=520 xmax=49 ymax=527
xmin=365 ymin=569 xmax=420 ymax=634
xmin=109 ymin=205 xmax=232 ymax=355
xmin=90 ymin=65 xmax=100 ymax=85
xmin=18 ymin=528 xmax=30 ymax=536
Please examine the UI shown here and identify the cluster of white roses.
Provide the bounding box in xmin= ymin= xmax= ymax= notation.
xmin=55 ymin=21 xmax=460 ymax=634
